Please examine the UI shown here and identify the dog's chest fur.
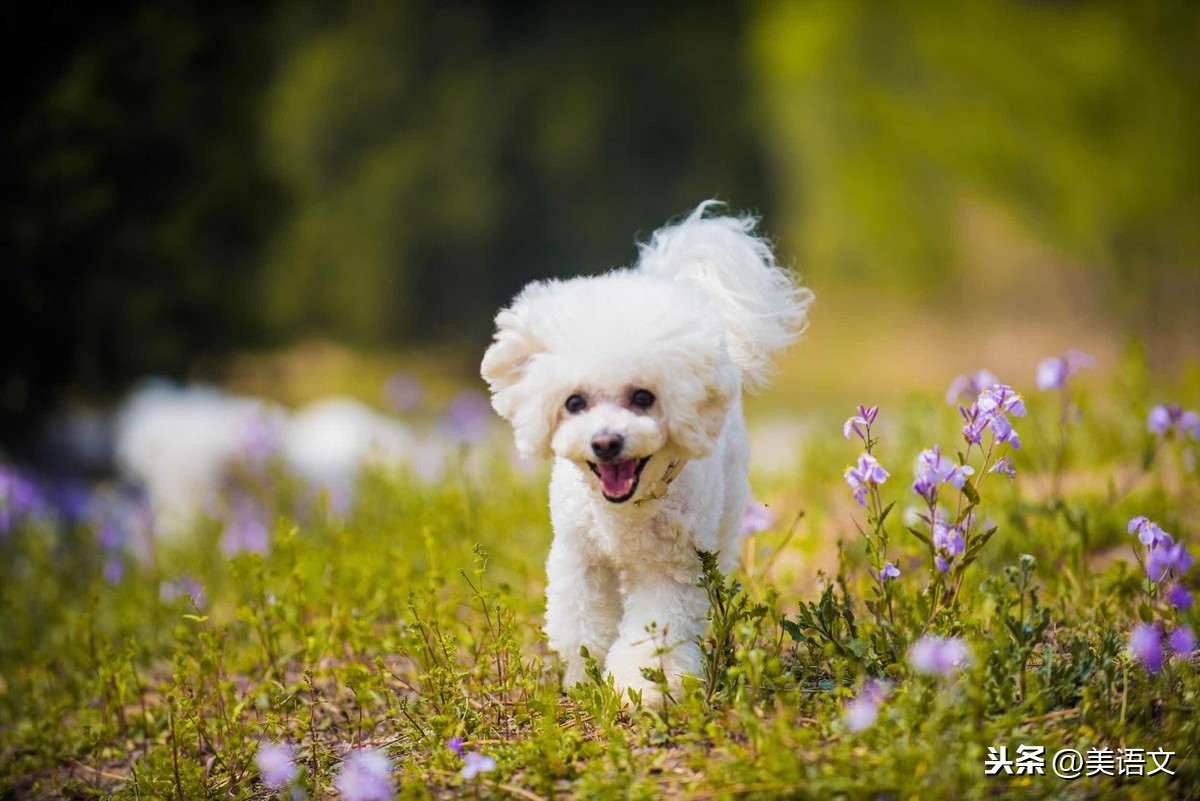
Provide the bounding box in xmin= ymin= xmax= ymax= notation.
xmin=549 ymin=454 xmax=726 ymax=584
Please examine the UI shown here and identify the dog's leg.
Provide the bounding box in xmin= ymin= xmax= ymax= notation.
xmin=544 ymin=536 xmax=622 ymax=687
xmin=604 ymin=572 xmax=707 ymax=704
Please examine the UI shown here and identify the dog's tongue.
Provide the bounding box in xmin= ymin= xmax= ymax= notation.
xmin=596 ymin=459 xmax=639 ymax=497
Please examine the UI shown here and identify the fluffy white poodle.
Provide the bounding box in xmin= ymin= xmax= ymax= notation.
xmin=481 ymin=202 xmax=811 ymax=701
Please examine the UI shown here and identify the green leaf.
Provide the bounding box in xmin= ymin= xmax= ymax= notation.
xmin=962 ymin=479 xmax=980 ymax=505
xmin=963 ymin=526 xmax=999 ymax=562
xmin=907 ymin=526 xmax=932 ymax=547
xmin=1142 ymin=442 xmax=1157 ymax=470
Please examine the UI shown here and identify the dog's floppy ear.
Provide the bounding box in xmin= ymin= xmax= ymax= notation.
xmin=664 ymin=347 xmax=740 ymax=459
xmin=481 ymin=286 xmax=557 ymax=459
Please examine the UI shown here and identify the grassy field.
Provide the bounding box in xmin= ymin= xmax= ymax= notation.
xmin=1 ymin=346 xmax=1198 ymax=800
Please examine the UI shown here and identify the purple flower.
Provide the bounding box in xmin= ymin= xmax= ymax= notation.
xmin=0 ymin=465 xmax=44 ymax=534
xmin=1035 ymin=359 xmax=1068 ymax=392
xmin=987 ymin=413 xmax=1021 ymax=449
xmin=97 ymin=523 xmax=123 ymax=551
xmin=963 ymin=384 xmax=1026 ymax=448
xmin=842 ymin=405 xmax=879 ymax=443
xmin=1128 ymin=516 xmax=1173 ymax=549
xmin=843 ymin=677 xmax=891 ymax=732
xmin=1036 ymin=350 xmax=1094 ymax=391
xmin=88 ymin=489 xmax=156 ymax=565
xmin=908 ymin=636 xmax=969 ymax=676
xmin=440 ymin=390 xmax=493 ymax=444
xmin=1145 ymin=548 xmax=1171 ymax=582
xmin=845 ymin=454 xmax=889 ymax=507
xmin=383 ymin=372 xmax=425 ymax=413
xmin=335 ymin=748 xmax=395 ymax=801
xmin=1185 ymin=410 xmax=1200 ymax=439
xmin=1148 ymin=405 xmax=1174 ymax=435
xmin=1166 ymin=583 xmax=1194 ymax=610
xmin=843 ymin=696 xmax=878 ymax=732
xmin=1146 ymin=541 xmax=1194 ymax=582
xmin=1169 ymin=626 xmax=1196 ymax=656
xmin=460 ymin=751 xmax=497 ymax=780
xmin=959 ymin=405 xmax=985 ymax=446
xmin=103 ymin=558 xmax=125 ymax=585
xmin=932 ymin=521 xmax=965 ymax=557
xmin=930 ymin=520 xmax=966 ymax=573
xmin=1148 ymin=404 xmax=1200 ymax=438
xmin=912 ymin=446 xmax=974 ymax=503
xmin=1128 ymin=624 xmax=1163 ymax=673
xmin=220 ymin=496 xmax=271 ymax=556
xmin=741 ymin=502 xmax=775 ymax=537
xmin=870 ymin=561 xmax=900 ymax=581
xmin=256 ymin=741 xmax=297 ymax=791
xmin=447 ymin=737 xmax=464 ymax=756
xmin=988 ymin=457 xmax=1016 ymax=481
xmin=1065 ymin=350 xmax=1095 ymax=372
xmin=946 ymin=370 xmax=999 ymax=405
xmin=977 ymin=384 xmax=1026 ymax=418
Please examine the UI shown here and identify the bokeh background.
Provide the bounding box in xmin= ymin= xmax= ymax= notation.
xmin=5 ymin=0 xmax=1199 ymax=464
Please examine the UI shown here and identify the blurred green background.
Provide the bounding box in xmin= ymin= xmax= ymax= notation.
xmin=5 ymin=0 xmax=1199 ymax=448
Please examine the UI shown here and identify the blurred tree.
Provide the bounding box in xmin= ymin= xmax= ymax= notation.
xmin=4 ymin=1 xmax=771 ymax=453
xmin=2 ymin=2 xmax=283 ymax=449
xmin=258 ymin=1 xmax=769 ymax=344
xmin=752 ymin=0 xmax=1200 ymax=332
xmin=19 ymin=0 xmax=1200 ymax=454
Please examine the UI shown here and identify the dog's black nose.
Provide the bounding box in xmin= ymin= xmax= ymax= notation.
xmin=591 ymin=433 xmax=624 ymax=461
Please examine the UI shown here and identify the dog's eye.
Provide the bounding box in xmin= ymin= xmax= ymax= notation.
xmin=630 ymin=389 xmax=656 ymax=410
xmin=565 ymin=394 xmax=587 ymax=414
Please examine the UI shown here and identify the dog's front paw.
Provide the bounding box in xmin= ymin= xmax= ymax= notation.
xmin=561 ymin=654 xmax=589 ymax=688
xmin=605 ymin=636 xmax=701 ymax=705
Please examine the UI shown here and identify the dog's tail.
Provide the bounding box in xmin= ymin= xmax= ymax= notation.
xmin=636 ymin=200 xmax=813 ymax=389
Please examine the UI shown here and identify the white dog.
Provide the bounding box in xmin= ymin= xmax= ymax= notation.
xmin=481 ymin=202 xmax=811 ymax=701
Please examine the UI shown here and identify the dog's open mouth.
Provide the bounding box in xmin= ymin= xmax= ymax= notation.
xmin=588 ymin=457 xmax=651 ymax=503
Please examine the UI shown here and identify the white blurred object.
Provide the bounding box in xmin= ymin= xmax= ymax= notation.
xmin=115 ymin=383 xmax=286 ymax=537
xmin=117 ymin=385 xmax=474 ymax=532
xmin=281 ymin=397 xmax=416 ymax=514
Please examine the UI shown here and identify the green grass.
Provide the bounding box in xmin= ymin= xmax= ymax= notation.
xmin=1 ymin=361 xmax=1198 ymax=799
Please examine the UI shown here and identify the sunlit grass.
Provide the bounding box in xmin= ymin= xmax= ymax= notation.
xmin=1 ymin=352 xmax=1198 ymax=799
